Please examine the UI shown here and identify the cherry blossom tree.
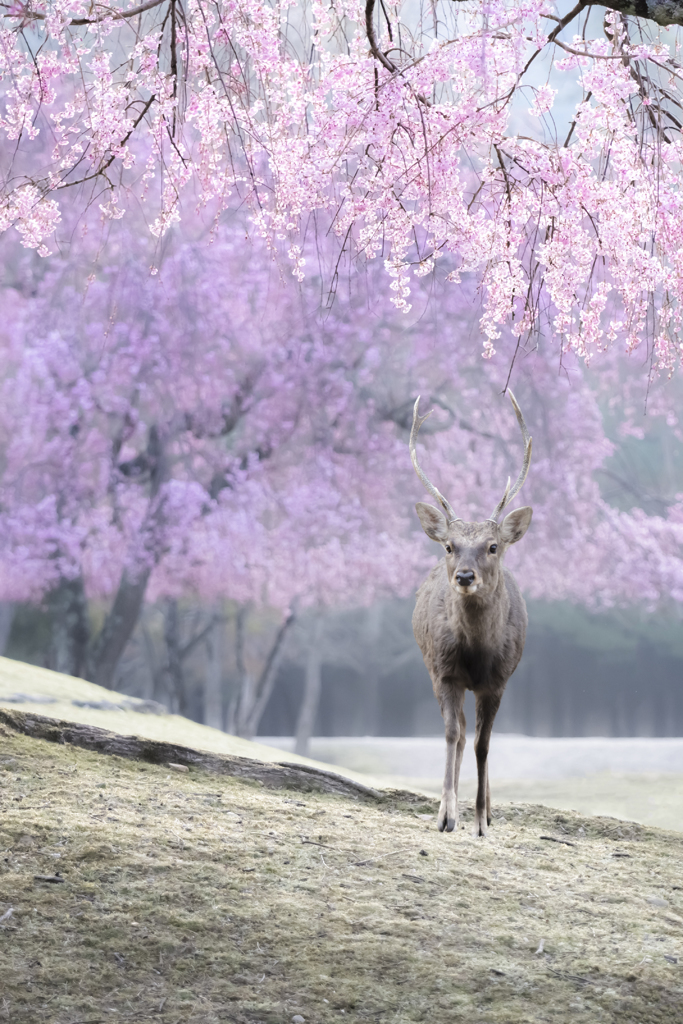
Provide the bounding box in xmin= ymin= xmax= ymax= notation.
xmin=0 ymin=211 xmax=426 ymax=692
xmin=2 ymin=0 xmax=683 ymax=370
xmin=1 ymin=198 xmax=682 ymax=719
xmin=395 ymin=297 xmax=683 ymax=608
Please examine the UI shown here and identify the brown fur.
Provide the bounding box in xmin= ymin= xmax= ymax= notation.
xmin=412 ymin=505 xmax=532 ymax=836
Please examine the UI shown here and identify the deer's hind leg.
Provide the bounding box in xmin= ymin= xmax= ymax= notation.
xmin=437 ymin=683 xmax=466 ymax=833
xmin=486 ymin=761 xmax=491 ymax=826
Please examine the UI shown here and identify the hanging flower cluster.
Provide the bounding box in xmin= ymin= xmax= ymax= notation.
xmin=2 ymin=0 xmax=683 ymax=367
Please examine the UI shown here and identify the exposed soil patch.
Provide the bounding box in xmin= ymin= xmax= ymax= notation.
xmin=1 ymin=720 xmax=683 ymax=1023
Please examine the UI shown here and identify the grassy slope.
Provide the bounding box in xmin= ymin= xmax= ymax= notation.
xmin=3 ymin=656 xmax=683 ymax=831
xmin=2 ymin=724 xmax=683 ymax=1024
xmin=379 ymin=774 xmax=683 ymax=834
xmin=489 ymin=774 xmax=683 ymax=834
xmin=0 ymin=657 xmax=383 ymax=789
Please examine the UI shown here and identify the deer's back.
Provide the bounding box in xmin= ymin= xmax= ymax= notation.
xmin=412 ymin=561 xmax=527 ymax=692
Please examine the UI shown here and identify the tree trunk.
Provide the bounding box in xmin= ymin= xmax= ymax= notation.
xmin=224 ymin=611 xmax=241 ymax=736
xmin=295 ymin=616 xmax=323 ymax=758
xmin=233 ymin=606 xmax=296 ymax=740
xmin=0 ymin=603 xmax=15 ymax=657
xmin=364 ymin=666 xmax=382 ymax=737
xmin=225 ymin=693 xmax=238 ymax=736
xmin=87 ymin=424 xmax=169 ymax=691
xmin=204 ymin=611 xmax=225 ymax=730
xmin=46 ymin=576 xmax=90 ymax=678
xmin=163 ymin=598 xmax=189 ymax=716
xmin=87 ymin=567 xmax=152 ymax=689
xmin=232 ymin=605 xmax=253 ymax=736
xmin=362 ymin=604 xmax=383 ymax=736
xmin=243 ymin=611 xmax=295 ymax=739
xmin=448 ymin=0 xmax=683 ymax=28
xmin=598 ymin=0 xmax=683 ymax=26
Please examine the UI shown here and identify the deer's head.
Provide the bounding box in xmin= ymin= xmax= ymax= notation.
xmin=410 ymin=392 xmax=532 ymax=598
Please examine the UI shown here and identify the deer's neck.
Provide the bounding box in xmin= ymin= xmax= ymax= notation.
xmin=446 ymin=573 xmax=509 ymax=648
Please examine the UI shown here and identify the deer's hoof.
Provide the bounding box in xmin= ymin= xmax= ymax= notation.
xmin=472 ymin=812 xmax=488 ymax=838
xmin=437 ymin=797 xmax=457 ymax=832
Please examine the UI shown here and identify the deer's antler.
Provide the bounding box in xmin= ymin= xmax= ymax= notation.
xmin=488 ymin=390 xmax=532 ymax=523
xmin=410 ymin=397 xmax=460 ymax=525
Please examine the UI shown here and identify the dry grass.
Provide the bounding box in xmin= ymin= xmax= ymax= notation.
xmin=2 ymin=724 xmax=683 ymax=1024
xmin=372 ymin=774 xmax=683 ymax=833
xmin=487 ymin=774 xmax=683 ymax=833
xmin=5 ymin=656 xmax=683 ymax=834
xmin=275 ymin=737 xmax=683 ymax=833
xmin=0 ymin=657 xmax=361 ymax=776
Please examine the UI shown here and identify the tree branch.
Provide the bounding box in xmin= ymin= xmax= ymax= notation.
xmin=246 ymin=609 xmax=297 ymax=736
xmin=365 ymin=0 xmax=397 ymax=73
xmin=1 ymin=0 xmax=167 ymax=26
xmin=179 ymin=615 xmax=220 ymax=661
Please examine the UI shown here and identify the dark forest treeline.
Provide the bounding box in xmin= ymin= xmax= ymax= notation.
xmin=3 ymin=598 xmax=683 ymax=740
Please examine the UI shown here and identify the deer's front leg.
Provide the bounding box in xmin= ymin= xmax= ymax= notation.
xmin=438 ymin=684 xmax=465 ymax=833
xmin=473 ymin=690 xmax=502 ymax=837
xmin=454 ymin=704 xmax=467 ymax=799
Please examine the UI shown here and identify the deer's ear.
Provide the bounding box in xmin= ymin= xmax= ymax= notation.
xmin=415 ymin=502 xmax=449 ymax=544
xmin=500 ymin=506 xmax=532 ymax=545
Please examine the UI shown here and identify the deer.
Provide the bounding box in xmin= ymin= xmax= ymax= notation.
xmin=410 ymin=391 xmax=532 ymax=838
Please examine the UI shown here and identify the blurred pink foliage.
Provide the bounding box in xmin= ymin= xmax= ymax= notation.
xmin=1 ymin=1 xmax=683 ymax=369
xmin=0 ymin=208 xmax=682 ymax=626
xmin=0 ymin=216 xmax=428 ymax=613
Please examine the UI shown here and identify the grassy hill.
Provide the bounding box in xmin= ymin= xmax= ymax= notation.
xmin=3 ymin=656 xmax=683 ymax=834
xmin=0 ymin=656 xmax=386 ymax=790
xmin=2 ymin=713 xmax=683 ymax=1023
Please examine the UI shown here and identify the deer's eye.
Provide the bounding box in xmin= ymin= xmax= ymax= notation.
xmin=444 ymin=544 xmax=452 ymax=554
xmin=489 ymin=544 xmax=498 ymax=554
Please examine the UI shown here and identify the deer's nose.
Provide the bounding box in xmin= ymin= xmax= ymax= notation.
xmin=455 ymin=570 xmax=475 ymax=587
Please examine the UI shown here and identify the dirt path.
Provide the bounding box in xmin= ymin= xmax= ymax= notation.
xmin=1 ymin=722 xmax=683 ymax=1024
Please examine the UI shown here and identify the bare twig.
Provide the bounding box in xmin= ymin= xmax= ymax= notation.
xmin=299 ymin=837 xmax=339 ymax=849
xmin=58 ymin=94 xmax=155 ymax=190
xmin=539 ymin=835 xmax=576 ymax=847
